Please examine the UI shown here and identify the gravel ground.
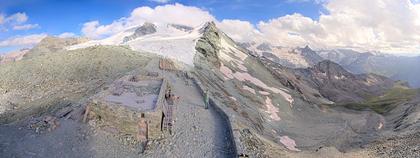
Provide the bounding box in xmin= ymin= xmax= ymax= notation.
xmin=367 ymin=132 xmax=420 ymax=158
xmin=143 ymin=71 xmax=236 ymax=157
xmin=0 ymin=58 xmax=236 ymax=158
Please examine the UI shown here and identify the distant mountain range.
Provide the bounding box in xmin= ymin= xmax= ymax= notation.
xmin=318 ymin=49 xmax=420 ymax=88
xmin=240 ymin=42 xmax=420 ymax=88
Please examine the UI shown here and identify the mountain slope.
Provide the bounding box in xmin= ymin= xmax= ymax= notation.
xmin=23 ymin=36 xmax=88 ymax=59
xmin=0 ymin=49 xmax=29 ymax=64
xmin=294 ymin=60 xmax=396 ymax=104
xmin=191 ymin=22 xmax=412 ymax=156
xmin=243 ymin=42 xmax=323 ymax=68
xmin=318 ymin=49 xmax=420 ymax=88
xmin=68 ymin=22 xmax=203 ymax=67
xmin=0 ymin=46 xmax=151 ymax=123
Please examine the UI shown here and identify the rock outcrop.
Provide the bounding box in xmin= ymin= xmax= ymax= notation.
xmin=123 ymin=22 xmax=157 ymax=43
xmin=294 ymin=60 xmax=396 ymax=103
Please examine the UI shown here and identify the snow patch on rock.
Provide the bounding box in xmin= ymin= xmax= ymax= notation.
xmin=220 ymin=37 xmax=247 ymax=61
xmin=265 ymin=97 xmax=281 ymax=121
xmin=242 ymin=85 xmax=256 ymax=94
xmin=232 ymin=72 xmax=286 ymax=95
xmin=334 ymin=75 xmax=346 ymax=80
xmin=220 ymin=63 xmax=234 ymax=80
xmin=278 ymin=90 xmax=294 ymax=107
xmin=219 ymin=37 xmax=248 ymax=72
xmin=259 ymin=91 xmax=270 ymax=96
xmin=279 ymin=136 xmax=300 ymax=151
xmin=378 ymin=122 xmax=383 ymax=130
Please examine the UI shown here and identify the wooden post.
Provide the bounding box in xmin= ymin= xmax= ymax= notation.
xmin=82 ymin=105 xmax=90 ymax=123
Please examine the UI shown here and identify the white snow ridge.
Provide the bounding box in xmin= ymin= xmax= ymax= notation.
xmin=67 ymin=22 xmax=205 ymax=66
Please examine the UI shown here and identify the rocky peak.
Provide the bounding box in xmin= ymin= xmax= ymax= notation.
xmin=295 ymin=45 xmax=324 ymax=66
xmin=0 ymin=48 xmax=30 ymax=64
xmin=168 ymin=24 xmax=193 ymax=32
xmin=199 ymin=21 xmax=218 ymax=34
xmin=195 ymin=21 xmax=222 ymax=68
xmin=24 ymin=36 xmax=89 ymax=59
xmin=38 ymin=36 xmax=88 ymax=47
xmin=302 ymin=45 xmax=311 ymax=51
xmin=256 ymin=42 xmax=272 ymax=51
xmin=123 ymin=22 xmax=157 ymax=42
xmin=314 ymin=60 xmax=351 ymax=76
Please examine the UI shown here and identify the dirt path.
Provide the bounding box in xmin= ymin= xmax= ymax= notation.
xmin=143 ymin=64 xmax=236 ymax=157
xmin=0 ymin=58 xmax=235 ymax=158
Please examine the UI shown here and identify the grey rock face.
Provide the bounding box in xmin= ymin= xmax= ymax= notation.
xmin=23 ymin=36 xmax=88 ymax=59
xmin=318 ymin=49 xmax=420 ymax=88
xmin=195 ymin=22 xmax=222 ymax=68
xmin=294 ymin=60 xmax=395 ymax=104
xmin=169 ymin=24 xmax=193 ymax=32
xmin=256 ymin=43 xmax=272 ymax=51
xmin=297 ymin=46 xmax=324 ymax=66
xmin=123 ymin=23 xmax=157 ymax=43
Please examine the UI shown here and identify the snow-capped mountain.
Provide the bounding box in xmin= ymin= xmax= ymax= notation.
xmin=68 ymin=22 xmax=204 ymax=66
xmin=242 ymin=42 xmax=323 ymax=68
xmin=318 ymin=49 xmax=420 ymax=88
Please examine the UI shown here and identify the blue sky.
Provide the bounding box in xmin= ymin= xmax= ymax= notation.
xmin=0 ymin=0 xmax=324 ymax=53
xmin=1 ymin=0 xmax=419 ymax=55
xmin=0 ymin=0 xmax=322 ymax=36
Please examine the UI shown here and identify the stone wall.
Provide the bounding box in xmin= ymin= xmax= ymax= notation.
xmin=159 ymin=58 xmax=179 ymax=71
xmin=190 ymin=72 xmax=241 ymax=157
xmin=88 ymin=100 xmax=142 ymax=136
xmin=87 ymin=77 xmax=169 ymax=140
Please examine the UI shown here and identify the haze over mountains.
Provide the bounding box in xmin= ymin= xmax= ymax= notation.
xmin=239 ymin=41 xmax=420 ymax=88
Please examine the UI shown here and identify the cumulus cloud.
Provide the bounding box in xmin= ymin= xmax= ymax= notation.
xmin=81 ymin=3 xmax=215 ymax=39
xmin=217 ymin=20 xmax=263 ymax=43
xmin=58 ymin=32 xmax=77 ymax=38
xmin=0 ymin=34 xmax=47 ymax=48
xmin=80 ymin=1 xmax=420 ymax=54
xmin=1 ymin=12 xmax=39 ymax=31
xmin=13 ymin=24 xmax=39 ymax=30
xmin=221 ymin=0 xmax=420 ymax=54
xmin=81 ymin=20 xmax=125 ymax=39
xmin=149 ymin=0 xmax=170 ymax=3
xmin=0 ymin=14 xmax=4 ymax=24
xmin=287 ymin=0 xmax=328 ymax=4
xmin=6 ymin=12 xmax=28 ymax=24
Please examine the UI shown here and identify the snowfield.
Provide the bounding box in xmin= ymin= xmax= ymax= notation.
xmin=67 ymin=23 xmax=203 ymax=66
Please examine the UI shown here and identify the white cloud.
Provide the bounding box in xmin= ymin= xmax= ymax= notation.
xmin=0 ymin=34 xmax=47 ymax=48
xmin=220 ymin=0 xmax=420 ymax=54
xmin=149 ymin=0 xmax=170 ymax=3
xmin=81 ymin=20 xmax=125 ymax=39
xmin=81 ymin=3 xmax=215 ymax=39
xmin=0 ymin=14 xmax=4 ymax=24
xmin=58 ymin=32 xmax=77 ymax=38
xmin=217 ymin=20 xmax=263 ymax=43
xmin=6 ymin=12 xmax=28 ymax=24
xmin=12 ymin=24 xmax=39 ymax=30
xmin=1 ymin=12 xmax=39 ymax=31
xmin=287 ymin=0 xmax=328 ymax=4
xmin=79 ymin=1 xmax=420 ymax=54
xmin=287 ymin=0 xmax=311 ymax=3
